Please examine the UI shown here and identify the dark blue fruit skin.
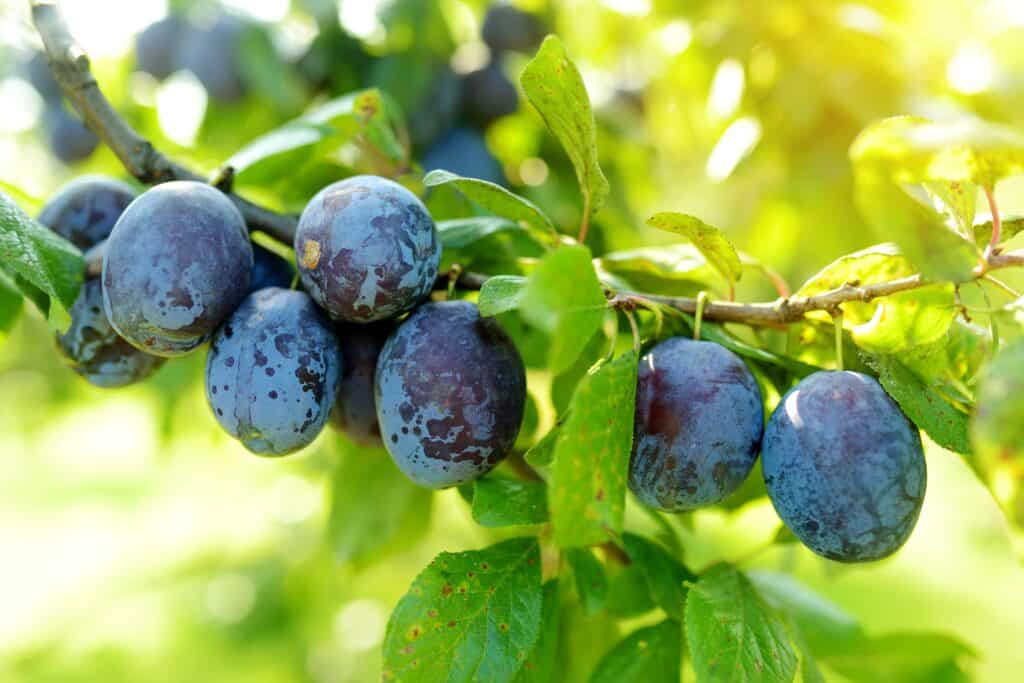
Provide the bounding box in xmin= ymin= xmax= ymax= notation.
xmin=462 ymin=62 xmax=519 ymax=128
xmin=422 ymin=127 xmax=504 ymax=186
xmin=135 ymin=15 xmax=188 ymax=79
xmin=629 ymin=337 xmax=764 ymax=512
xmin=206 ymin=287 xmax=342 ymax=456
xmin=38 ymin=175 xmax=137 ymax=250
xmin=408 ymin=68 xmax=463 ymax=150
xmin=45 ymin=106 xmax=99 ymax=164
xmin=762 ymin=371 xmax=926 ymax=563
xmin=24 ymin=51 xmax=61 ymax=102
xmin=481 ymin=5 xmax=545 ymax=54
xmin=294 ymin=175 xmax=441 ymax=323
xmin=102 ymin=181 xmax=253 ymax=356
xmin=57 ymin=279 xmax=164 ymax=387
xmin=375 ymin=301 xmax=526 ymax=489
xmin=177 ymin=15 xmax=248 ymax=102
xmin=330 ymin=322 xmax=394 ymax=446
xmin=249 ymin=242 xmax=295 ymax=293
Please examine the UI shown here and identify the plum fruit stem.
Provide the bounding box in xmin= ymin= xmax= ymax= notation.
xmin=984 ymin=185 xmax=1002 ymax=262
xmin=693 ymin=291 xmax=709 ymax=340
xmin=832 ymin=308 xmax=844 ymax=371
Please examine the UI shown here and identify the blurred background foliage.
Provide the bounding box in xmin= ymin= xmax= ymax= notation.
xmin=2 ymin=0 xmax=1024 ymax=681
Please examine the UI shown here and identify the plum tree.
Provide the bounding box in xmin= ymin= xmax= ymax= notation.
xmin=422 ymin=127 xmax=504 ymax=185
xmin=330 ymin=322 xmax=394 ymax=446
xmin=462 ymin=62 xmax=519 ymax=128
xmin=628 ymin=337 xmax=764 ymax=512
xmin=134 ymin=15 xmax=187 ymax=80
xmin=249 ymin=242 xmax=295 ymax=293
xmin=374 ymin=301 xmax=526 ymax=488
xmin=176 ymin=15 xmax=249 ymax=102
xmin=205 ymin=287 xmax=342 ymax=456
xmin=481 ymin=5 xmax=546 ymax=54
xmin=761 ymin=371 xmax=926 ymax=562
xmin=294 ymin=175 xmax=440 ymax=323
xmin=102 ymin=181 xmax=253 ymax=356
xmin=38 ymin=175 xmax=137 ymax=250
xmin=57 ymin=280 xmax=165 ymax=387
xmin=44 ymin=106 xmax=99 ymax=164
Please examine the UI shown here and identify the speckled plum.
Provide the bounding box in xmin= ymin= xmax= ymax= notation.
xmin=330 ymin=322 xmax=393 ymax=446
xmin=249 ymin=242 xmax=295 ymax=293
xmin=57 ymin=279 xmax=164 ymax=387
xmin=762 ymin=371 xmax=926 ymax=562
xmin=102 ymin=181 xmax=252 ymax=356
xmin=628 ymin=337 xmax=764 ymax=512
xmin=38 ymin=175 xmax=137 ymax=250
xmin=294 ymin=175 xmax=440 ymax=323
xmin=205 ymin=288 xmax=342 ymax=456
xmin=374 ymin=301 xmax=526 ymax=488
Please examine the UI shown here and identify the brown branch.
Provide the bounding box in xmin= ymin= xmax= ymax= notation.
xmin=30 ymin=0 xmax=296 ymax=245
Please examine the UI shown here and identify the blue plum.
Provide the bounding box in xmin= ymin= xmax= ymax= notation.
xmin=762 ymin=371 xmax=926 ymax=562
xmin=294 ymin=175 xmax=441 ymax=323
xmin=408 ymin=67 xmax=463 ymax=150
xmin=135 ymin=15 xmax=188 ymax=79
xmin=57 ymin=279 xmax=164 ymax=387
xmin=38 ymin=175 xmax=137 ymax=250
xmin=249 ymin=242 xmax=295 ymax=293
xmin=45 ymin=106 xmax=99 ymax=164
xmin=24 ymin=51 xmax=61 ymax=102
xmin=330 ymin=322 xmax=394 ymax=446
xmin=177 ymin=15 xmax=249 ymax=102
xmin=422 ymin=127 xmax=504 ymax=186
xmin=629 ymin=337 xmax=764 ymax=512
xmin=205 ymin=288 xmax=342 ymax=456
xmin=102 ymin=181 xmax=253 ymax=356
xmin=481 ymin=5 xmax=546 ymax=54
xmin=375 ymin=301 xmax=526 ymax=488
xmin=462 ymin=62 xmax=518 ymax=128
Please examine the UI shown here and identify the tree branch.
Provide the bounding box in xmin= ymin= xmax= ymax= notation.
xmin=30 ymin=0 xmax=296 ymax=245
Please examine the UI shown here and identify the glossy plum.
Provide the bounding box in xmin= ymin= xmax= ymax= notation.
xmin=294 ymin=175 xmax=440 ymax=323
xmin=102 ymin=181 xmax=252 ymax=356
xmin=375 ymin=301 xmax=526 ymax=488
xmin=762 ymin=371 xmax=926 ymax=562
xmin=330 ymin=322 xmax=394 ymax=446
xmin=628 ymin=337 xmax=764 ymax=512
xmin=38 ymin=175 xmax=137 ymax=249
xmin=206 ymin=288 xmax=342 ymax=456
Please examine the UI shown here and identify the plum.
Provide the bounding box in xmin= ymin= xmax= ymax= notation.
xmin=135 ymin=15 xmax=188 ymax=79
xmin=481 ymin=5 xmax=546 ymax=54
xmin=57 ymin=279 xmax=164 ymax=387
xmin=176 ymin=15 xmax=249 ymax=102
xmin=205 ymin=287 xmax=342 ymax=456
xmin=102 ymin=181 xmax=252 ymax=356
xmin=294 ymin=175 xmax=440 ymax=323
xmin=628 ymin=337 xmax=764 ymax=512
xmin=422 ymin=127 xmax=504 ymax=185
xmin=38 ymin=175 xmax=137 ymax=250
xmin=249 ymin=242 xmax=295 ymax=293
xmin=375 ymin=301 xmax=526 ymax=488
xmin=329 ymin=322 xmax=394 ymax=446
xmin=23 ymin=51 xmax=61 ymax=102
xmin=408 ymin=67 xmax=463 ymax=150
xmin=762 ymin=371 xmax=926 ymax=562
xmin=45 ymin=106 xmax=99 ymax=164
xmin=462 ymin=62 xmax=518 ymax=128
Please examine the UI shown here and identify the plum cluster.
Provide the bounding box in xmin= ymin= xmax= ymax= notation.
xmin=22 ymin=52 xmax=98 ymax=164
xmin=628 ymin=338 xmax=926 ymax=562
xmin=42 ymin=173 xmax=525 ymax=484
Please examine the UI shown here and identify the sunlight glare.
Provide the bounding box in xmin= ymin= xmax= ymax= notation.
xmin=707 ymin=58 xmax=745 ymax=120
xmin=61 ymin=0 xmax=166 ymax=58
xmin=947 ymin=42 xmax=995 ymax=95
xmin=156 ymin=71 xmax=207 ymax=147
xmin=706 ymin=116 xmax=762 ymax=182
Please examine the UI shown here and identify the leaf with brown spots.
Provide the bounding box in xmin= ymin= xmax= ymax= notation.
xmin=685 ymin=565 xmax=797 ymax=683
xmin=472 ymin=476 xmax=548 ymax=527
xmin=589 ymin=620 xmax=682 ymax=683
xmin=512 ymin=580 xmax=560 ymax=683
xmin=383 ymin=537 xmax=543 ymax=683
xmin=549 ymin=350 xmax=638 ymax=547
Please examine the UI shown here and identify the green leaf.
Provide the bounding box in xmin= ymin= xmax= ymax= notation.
xmin=512 ymin=581 xmax=561 ymax=683
xmin=589 ymin=620 xmax=682 ymax=683
xmin=598 ymin=244 xmax=723 ymax=296
xmin=237 ymin=24 xmax=306 ymax=114
xmin=863 ymin=353 xmax=971 ymax=454
xmin=850 ymin=115 xmax=1024 ymax=188
xmin=0 ymin=270 xmax=24 ymax=334
xmin=425 ymin=171 xmax=556 ymax=240
xmin=0 ymin=191 xmax=83 ymax=320
xmin=622 ymin=533 xmax=696 ymax=621
xmin=824 ymin=633 xmax=975 ymax=683
xmin=924 ymin=180 xmax=978 ymax=238
xmin=566 ymin=548 xmax=607 ymax=614
xmin=226 ymin=122 xmax=333 ymax=184
xmin=973 ymin=212 xmax=1024 ymax=247
xmin=328 ymin=448 xmax=433 ymax=564
xmin=797 ymin=243 xmax=913 ymax=299
xmin=604 ymin=564 xmax=657 ymax=617
xmin=851 ymin=283 xmax=958 ymax=354
xmin=520 ymin=245 xmax=608 ymax=375
xmin=524 ymin=425 xmax=560 ymax=469
xmin=382 ymin=538 xmax=543 ymax=683
xmin=971 ymin=338 xmax=1024 ymax=467
xmin=471 ymin=476 xmax=548 ymax=527
xmin=521 ymin=36 xmax=609 ymax=220
xmin=437 ymin=217 xmax=526 ymax=249
xmin=549 ymin=351 xmax=637 ymax=547
xmin=646 ymin=213 xmax=743 ymax=294
xmin=479 ymin=276 xmax=528 ymax=318
xmin=685 ymin=565 xmax=798 ymax=683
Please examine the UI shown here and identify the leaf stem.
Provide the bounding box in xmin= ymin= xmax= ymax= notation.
xmin=624 ymin=309 xmax=641 ymax=351
xmin=578 ymin=192 xmax=591 ymax=243
xmin=832 ymin=308 xmax=844 ymax=371
xmin=693 ymin=291 xmax=709 ymax=340
xmin=984 ymin=185 xmax=1002 ymax=261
